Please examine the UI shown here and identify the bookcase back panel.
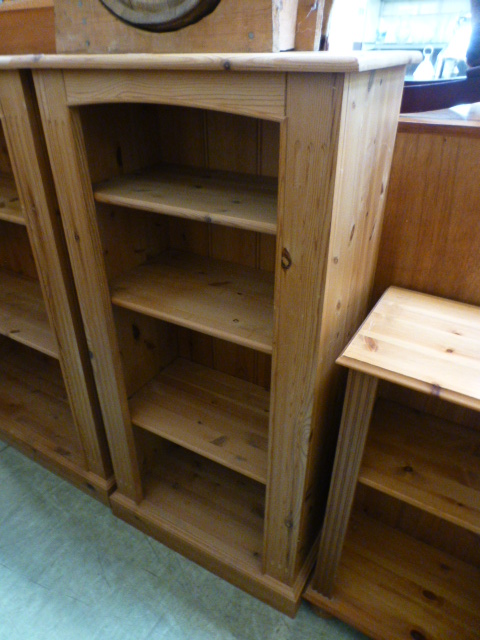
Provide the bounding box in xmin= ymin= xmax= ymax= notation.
xmin=0 ymin=221 xmax=38 ymax=279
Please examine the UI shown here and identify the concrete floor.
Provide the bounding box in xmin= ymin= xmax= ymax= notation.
xmin=0 ymin=441 xmax=368 ymax=640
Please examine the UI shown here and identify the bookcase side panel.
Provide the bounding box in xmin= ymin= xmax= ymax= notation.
xmin=33 ymin=68 xmax=142 ymax=501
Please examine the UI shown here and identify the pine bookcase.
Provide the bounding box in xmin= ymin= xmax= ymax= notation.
xmin=2 ymin=50 xmax=420 ymax=614
xmin=0 ymin=69 xmax=113 ymax=502
xmin=305 ymin=287 xmax=480 ymax=638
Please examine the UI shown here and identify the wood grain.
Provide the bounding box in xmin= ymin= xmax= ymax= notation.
xmin=0 ymin=337 xmax=113 ymax=500
xmin=0 ymin=173 xmax=23 ymax=224
xmin=64 ymin=69 xmax=287 ymax=122
xmin=0 ymin=268 xmax=58 ymax=358
xmin=111 ymin=441 xmax=310 ymax=616
xmin=0 ymin=51 xmax=422 ymax=73
xmin=305 ymin=511 xmax=480 ymax=640
xmin=359 ymin=398 xmax=480 ymax=535
xmin=264 ymin=72 xmax=344 ymax=584
xmin=110 ymin=250 xmax=274 ymax=354
xmin=312 ymin=370 xmax=378 ymax=596
xmin=0 ymin=0 xmax=55 ymax=55
xmin=130 ymin=358 xmax=269 ymax=483
xmin=33 ymin=69 xmax=141 ymax=500
xmin=94 ymin=163 xmax=278 ymax=234
xmin=0 ymin=69 xmax=112 ymax=487
xmin=0 ymin=338 xmax=84 ymax=470
xmin=32 ymin=59 xmax=409 ymax=611
xmin=54 ymin=0 xmax=276 ymax=54
xmin=339 ymin=287 xmax=480 ymax=412
xmin=375 ymin=125 xmax=480 ymax=309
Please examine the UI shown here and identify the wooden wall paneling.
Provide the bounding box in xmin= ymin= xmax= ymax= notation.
xmin=33 ymin=69 xmax=142 ymax=502
xmin=207 ymin=111 xmax=272 ymax=387
xmin=168 ymin=218 xmax=210 ymax=257
xmin=0 ymin=0 xmax=55 ymax=55
xmin=0 ymin=69 xmax=113 ymax=498
xmin=374 ymin=128 xmax=480 ymax=307
xmin=206 ymin=110 xmax=259 ymax=174
xmin=177 ymin=327 xmax=215 ymax=369
xmin=259 ymin=119 xmax=280 ymax=178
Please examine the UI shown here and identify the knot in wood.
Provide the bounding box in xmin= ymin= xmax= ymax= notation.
xmin=281 ymin=248 xmax=292 ymax=270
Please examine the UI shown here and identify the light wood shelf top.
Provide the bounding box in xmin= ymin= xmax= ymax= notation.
xmin=305 ymin=511 xmax=480 ymax=640
xmin=359 ymin=399 xmax=480 ymax=535
xmin=110 ymin=251 xmax=274 ymax=354
xmin=338 ymin=287 xmax=480 ymax=411
xmin=94 ymin=164 xmax=278 ymax=235
xmin=130 ymin=358 xmax=269 ymax=484
xmin=112 ymin=442 xmax=265 ymax=575
xmin=0 ymin=51 xmax=422 ymax=73
xmin=0 ymin=339 xmax=85 ymax=471
xmin=0 ymin=174 xmax=24 ymax=225
xmin=0 ymin=268 xmax=58 ymax=358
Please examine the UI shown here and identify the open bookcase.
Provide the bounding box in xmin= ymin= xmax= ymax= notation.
xmin=0 ymin=70 xmax=113 ymax=501
xmin=29 ymin=52 xmax=416 ymax=614
xmin=305 ymin=287 xmax=480 ymax=638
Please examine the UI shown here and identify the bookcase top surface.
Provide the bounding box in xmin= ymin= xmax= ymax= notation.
xmin=0 ymin=50 xmax=421 ymax=73
xmin=338 ymin=286 xmax=480 ymax=411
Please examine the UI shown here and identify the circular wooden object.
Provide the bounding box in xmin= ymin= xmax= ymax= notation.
xmin=99 ymin=0 xmax=221 ymax=32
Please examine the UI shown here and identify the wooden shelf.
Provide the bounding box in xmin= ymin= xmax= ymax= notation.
xmin=110 ymin=250 xmax=274 ymax=354
xmin=338 ymin=287 xmax=480 ymax=412
xmin=0 ymin=339 xmax=86 ymax=473
xmin=305 ymin=511 xmax=480 ymax=640
xmin=94 ymin=164 xmax=278 ymax=235
xmin=358 ymin=398 xmax=480 ymax=535
xmin=0 ymin=268 xmax=58 ymax=358
xmin=111 ymin=442 xmax=265 ymax=575
xmin=130 ymin=358 xmax=269 ymax=484
xmin=0 ymin=174 xmax=24 ymax=225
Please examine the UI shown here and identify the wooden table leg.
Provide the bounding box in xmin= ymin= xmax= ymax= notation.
xmin=312 ymin=369 xmax=378 ymax=597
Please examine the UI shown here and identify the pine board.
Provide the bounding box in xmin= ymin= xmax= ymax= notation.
xmin=0 ymin=339 xmax=85 ymax=471
xmin=0 ymin=267 xmax=58 ymax=358
xmin=114 ymin=443 xmax=265 ymax=572
xmin=359 ymin=398 xmax=480 ymax=534
xmin=130 ymin=358 xmax=269 ymax=483
xmin=305 ymin=512 xmax=480 ymax=640
xmin=94 ymin=164 xmax=278 ymax=234
xmin=110 ymin=250 xmax=274 ymax=353
xmin=338 ymin=287 xmax=480 ymax=411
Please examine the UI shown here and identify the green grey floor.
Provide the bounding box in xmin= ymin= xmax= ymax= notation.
xmin=0 ymin=441 xmax=368 ymax=640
